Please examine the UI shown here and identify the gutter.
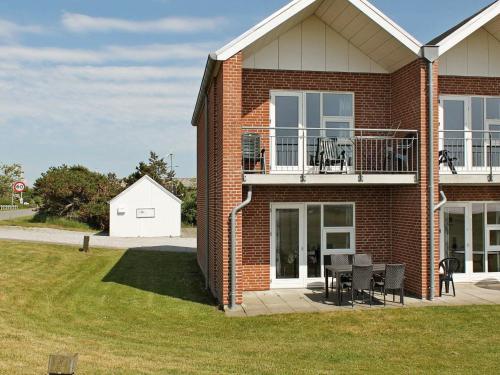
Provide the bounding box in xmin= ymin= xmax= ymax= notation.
xmin=192 ymin=53 xmax=219 ymax=127
xmin=422 ymin=45 xmax=439 ymax=301
xmin=229 ymin=186 xmax=253 ymax=310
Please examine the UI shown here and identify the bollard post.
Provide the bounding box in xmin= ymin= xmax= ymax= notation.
xmin=82 ymin=236 xmax=90 ymax=253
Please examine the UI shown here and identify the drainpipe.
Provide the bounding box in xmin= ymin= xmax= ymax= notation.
xmin=434 ymin=191 xmax=447 ymax=212
xmin=229 ymin=186 xmax=253 ymax=309
xmin=204 ymin=93 xmax=210 ymax=290
xmin=422 ymin=45 xmax=439 ymax=300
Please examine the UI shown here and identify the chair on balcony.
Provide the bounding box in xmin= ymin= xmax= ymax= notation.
xmin=438 ymin=150 xmax=458 ymax=174
xmin=393 ymin=133 xmax=417 ymax=171
xmin=310 ymin=137 xmax=346 ymax=174
xmin=242 ymin=133 xmax=266 ymax=174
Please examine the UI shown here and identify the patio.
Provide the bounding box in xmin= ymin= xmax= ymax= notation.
xmin=227 ymin=282 xmax=500 ymax=317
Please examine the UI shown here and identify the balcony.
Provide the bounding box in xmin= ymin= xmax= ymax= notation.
xmin=241 ymin=127 xmax=419 ymax=185
xmin=439 ymin=130 xmax=500 ymax=185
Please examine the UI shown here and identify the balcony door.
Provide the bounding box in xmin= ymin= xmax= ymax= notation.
xmin=270 ymin=92 xmax=303 ymax=172
xmin=440 ymin=97 xmax=468 ymax=170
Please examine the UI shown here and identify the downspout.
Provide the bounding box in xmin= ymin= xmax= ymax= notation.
xmin=422 ymin=45 xmax=439 ymax=300
xmin=204 ymin=93 xmax=210 ymax=290
xmin=229 ymin=186 xmax=253 ymax=310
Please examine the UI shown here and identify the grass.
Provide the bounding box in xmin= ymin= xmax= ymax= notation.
xmin=0 ymin=214 xmax=96 ymax=232
xmin=0 ymin=240 xmax=499 ymax=374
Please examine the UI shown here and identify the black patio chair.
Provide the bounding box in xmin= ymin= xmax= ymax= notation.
xmin=350 ymin=265 xmax=374 ymax=307
xmin=439 ymin=258 xmax=460 ymax=297
xmin=353 ymin=253 xmax=372 ymax=266
xmin=439 ymin=150 xmax=458 ymax=174
xmin=325 ymin=254 xmax=352 ymax=303
xmin=374 ymin=264 xmax=405 ymax=306
xmin=242 ymin=133 xmax=266 ymax=174
xmin=310 ymin=137 xmax=346 ymax=174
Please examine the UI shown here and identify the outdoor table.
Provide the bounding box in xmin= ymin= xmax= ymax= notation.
xmin=325 ymin=264 xmax=386 ymax=306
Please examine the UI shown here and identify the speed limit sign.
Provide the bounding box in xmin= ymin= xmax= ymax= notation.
xmin=12 ymin=181 xmax=26 ymax=193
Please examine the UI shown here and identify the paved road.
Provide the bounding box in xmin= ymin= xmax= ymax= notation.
xmin=0 ymin=226 xmax=196 ymax=253
xmin=0 ymin=209 xmax=35 ymax=220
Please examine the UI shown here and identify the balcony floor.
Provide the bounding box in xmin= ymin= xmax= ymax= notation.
xmin=243 ymin=173 xmax=417 ymax=185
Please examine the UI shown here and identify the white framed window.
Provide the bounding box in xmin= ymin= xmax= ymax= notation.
xmin=270 ymin=91 xmax=355 ymax=172
xmin=321 ymin=203 xmax=355 ymax=255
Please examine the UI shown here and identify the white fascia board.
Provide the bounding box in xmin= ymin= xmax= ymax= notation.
xmin=214 ymin=0 xmax=318 ymax=61
xmin=437 ymin=2 xmax=500 ymax=56
xmin=349 ymin=0 xmax=422 ymax=55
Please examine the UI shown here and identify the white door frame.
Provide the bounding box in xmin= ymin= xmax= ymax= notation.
xmin=270 ymin=203 xmax=305 ymax=288
xmin=270 ymin=91 xmax=304 ymax=174
xmin=440 ymin=201 xmax=500 ymax=282
xmin=439 ymin=96 xmax=471 ymax=172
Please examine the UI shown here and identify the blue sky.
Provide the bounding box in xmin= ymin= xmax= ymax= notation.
xmin=0 ymin=0 xmax=493 ymax=184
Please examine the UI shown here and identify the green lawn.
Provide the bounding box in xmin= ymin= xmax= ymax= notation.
xmin=0 ymin=240 xmax=499 ymax=374
xmin=0 ymin=214 xmax=96 ymax=232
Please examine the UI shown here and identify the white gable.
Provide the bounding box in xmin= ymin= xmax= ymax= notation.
xmin=110 ymin=175 xmax=181 ymax=205
xmin=243 ymin=15 xmax=387 ymax=73
xmin=439 ymin=27 xmax=500 ymax=77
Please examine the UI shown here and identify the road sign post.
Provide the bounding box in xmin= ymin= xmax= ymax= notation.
xmin=12 ymin=181 xmax=26 ymax=206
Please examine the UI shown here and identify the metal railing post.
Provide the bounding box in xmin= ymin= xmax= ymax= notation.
xmin=488 ymin=132 xmax=493 ymax=182
xmin=359 ymin=130 xmax=364 ymax=182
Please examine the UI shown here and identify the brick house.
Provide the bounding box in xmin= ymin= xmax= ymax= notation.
xmin=191 ymin=0 xmax=500 ymax=309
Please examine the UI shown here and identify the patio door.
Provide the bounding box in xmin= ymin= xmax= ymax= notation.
xmin=271 ymin=204 xmax=305 ymax=288
xmin=442 ymin=204 xmax=467 ymax=274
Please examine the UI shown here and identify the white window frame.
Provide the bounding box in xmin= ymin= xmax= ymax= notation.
xmin=439 ymin=95 xmax=500 ymax=173
xmin=440 ymin=201 xmax=500 ymax=282
xmin=270 ymin=90 xmax=355 ymax=174
xmin=269 ymin=202 xmax=356 ymax=288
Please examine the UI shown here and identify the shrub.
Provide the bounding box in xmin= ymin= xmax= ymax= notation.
xmin=182 ymin=189 xmax=197 ymax=226
xmin=34 ymin=165 xmax=122 ymax=230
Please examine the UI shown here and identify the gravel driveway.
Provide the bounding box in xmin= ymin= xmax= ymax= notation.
xmin=0 ymin=226 xmax=196 ymax=253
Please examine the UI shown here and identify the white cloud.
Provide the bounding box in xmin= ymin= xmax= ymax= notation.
xmin=0 ymin=19 xmax=45 ymax=40
xmin=0 ymin=43 xmax=211 ymax=63
xmin=62 ymin=12 xmax=224 ymax=34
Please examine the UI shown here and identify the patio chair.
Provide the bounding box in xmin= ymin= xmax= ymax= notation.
xmin=242 ymin=133 xmax=266 ymax=174
xmin=439 ymin=258 xmax=460 ymax=297
xmin=374 ymin=264 xmax=405 ymax=306
xmin=438 ymin=150 xmax=458 ymax=174
xmin=350 ymin=265 xmax=374 ymax=307
xmin=353 ymin=253 xmax=372 ymax=266
xmin=311 ymin=137 xmax=346 ymax=174
xmin=325 ymin=255 xmax=352 ymax=300
xmin=394 ymin=133 xmax=417 ymax=171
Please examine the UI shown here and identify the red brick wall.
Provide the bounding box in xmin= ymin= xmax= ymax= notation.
xmin=442 ymin=186 xmax=500 ymax=201
xmin=241 ymin=186 xmax=392 ymax=291
xmin=439 ymin=75 xmax=500 ymax=96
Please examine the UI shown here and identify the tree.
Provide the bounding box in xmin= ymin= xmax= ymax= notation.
xmin=34 ymin=165 xmax=122 ymax=230
xmin=0 ymin=163 xmax=23 ymax=198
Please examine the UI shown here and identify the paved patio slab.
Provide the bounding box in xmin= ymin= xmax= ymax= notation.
xmin=228 ymin=283 xmax=500 ymax=317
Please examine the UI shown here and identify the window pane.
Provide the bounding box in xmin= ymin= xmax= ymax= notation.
xmin=275 ymin=208 xmax=299 ymax=279
xmin=324 ymin=205 xmax=353 ymax=227
xmin=326 ymin=232 xmax=350 ymax=250
xmin=487 ymin=203 xmax=500 ymax=225
xmin=488 ymin=252 xmax=500 ymax=272
xmin=325 ymin=121 xmax=351 ymax=140
xmin=490 ymin=230 xmax=500 ymax=247
xmin=444 ymin=100 xmax=465 ymax=167
xmin=486 ymin=98 xmax=500 ymax=120
xmin=307 ymin=205 xmax=321 ymax=278
xmin=472 ymin=98 xmax=485 ymax=167
xmin=275 ymin=96 xmax=299 ymax=166
xmin=472 ymin=204 xmax=485 ymax=273
xmin=443 ymin=207 xmax=465 ymax=273
xmin=323 ymin=93 xmax=353 ymax=117
xmin=306 ymin=93 xmax=321 ymax=166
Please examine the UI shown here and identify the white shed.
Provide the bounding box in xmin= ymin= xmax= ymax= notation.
xmin=109 ymin=175 xmax=181 ymax=238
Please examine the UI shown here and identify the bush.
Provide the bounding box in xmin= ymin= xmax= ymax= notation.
xmin=34 ymin=165 xmax=122 ymax=230
xmin=182 ymin=189 xmax=197 ymax=226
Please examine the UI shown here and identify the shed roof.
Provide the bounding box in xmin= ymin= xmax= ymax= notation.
xmin=110 ymin=175 xmax=182 ymax=204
